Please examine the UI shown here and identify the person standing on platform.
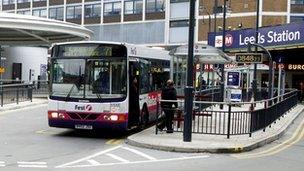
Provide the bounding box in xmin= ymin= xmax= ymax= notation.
xmin=158 ymin=79 xmax=178 ymax=133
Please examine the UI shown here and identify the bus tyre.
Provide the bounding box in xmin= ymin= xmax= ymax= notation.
xmin=140 ymin=105 xmax=149 ymax=129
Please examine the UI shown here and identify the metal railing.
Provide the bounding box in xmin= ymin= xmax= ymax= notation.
xmin=156 ymin=89 xmax=299 ymax=138
xmin=0 ymin=83 xmax=33 ymax=107
xmin=31 ymin=80 xmax=49 ymax=97
xmin=0 ymin=80 xmax=49 ymax=107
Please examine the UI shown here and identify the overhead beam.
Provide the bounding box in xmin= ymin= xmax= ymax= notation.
xmin=13 ymin=28 xmax=51 ymax=45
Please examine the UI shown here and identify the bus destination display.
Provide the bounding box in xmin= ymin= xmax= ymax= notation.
xmin=62 ymin=46 xmax=112 ymax=57
xmin=235 ymin=53 xmax=263 ymax=63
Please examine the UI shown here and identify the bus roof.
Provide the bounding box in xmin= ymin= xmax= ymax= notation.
xmin=53 ymin=41 xmax=171 ymax=61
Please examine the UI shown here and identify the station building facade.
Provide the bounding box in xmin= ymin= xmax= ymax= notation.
xmin=208 ymin=21 xmax=304 ymax=90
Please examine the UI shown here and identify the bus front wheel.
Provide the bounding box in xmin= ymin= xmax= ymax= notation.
xmin=140 ymin=105 xmax=149 ymax=129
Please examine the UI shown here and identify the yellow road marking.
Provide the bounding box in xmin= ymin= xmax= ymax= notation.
xmin=106 ymin=139 xmax=123 ymax=145
xmin=232 ymin=117 xmax=304 ymax=159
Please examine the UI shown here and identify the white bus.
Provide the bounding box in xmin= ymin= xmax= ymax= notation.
xmin=48 ymin=41 xmax=171 ymax=131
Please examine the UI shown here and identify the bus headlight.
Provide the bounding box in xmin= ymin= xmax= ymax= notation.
xmin=51 ymin=112 xmax=58 ymax=118
xmin=110 ymin=115 xmax=118 ymax=121
xmin=103 ymin=114 xmax=119 ymax=121
xmin=48 ymin=111 xmax=67 ymax=119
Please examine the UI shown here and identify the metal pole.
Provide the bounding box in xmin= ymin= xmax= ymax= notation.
xmin=214 ymin=0 xmax=218 ymax=33
xmin=208 ymin=13 xmax=211 ymax=33
xmin=227 ymin=104 xmax=231 ymax=139
xmin=247 ymin=67 xmax=250 ymax=101
xmin=253 ymin=0 xmax=260 ymax=101
xmin=205 ymin=6 xmax=211 ymax=87
xmin=278 ymin=64 xmax=282 ymax=101
xmin=0 ymin=46 xmax=3 ymax=107
xmin=220 ymin=0 xmax=227 ymax=109
xmin=183 ymin=0 xmax=195 ymax=142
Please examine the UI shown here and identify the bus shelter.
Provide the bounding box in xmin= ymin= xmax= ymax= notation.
xmin=169 ymin=44 xmax=231 ymax=97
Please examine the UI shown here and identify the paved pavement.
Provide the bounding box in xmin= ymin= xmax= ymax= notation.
xmin=0 ymin=98 xmax=48 ymax=112
xmin=127 ymin=104 xmax=304 ymax=153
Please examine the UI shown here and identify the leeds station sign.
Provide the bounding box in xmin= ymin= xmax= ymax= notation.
xmin=208 ymin=22 xmax=304 ymax=49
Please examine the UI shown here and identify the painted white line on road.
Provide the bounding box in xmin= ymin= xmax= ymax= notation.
xmin=18 ymin=165 xmax=47 ymax=168
xmin=122 ymin=147 xmax=156 ymax=161
xmin=87 ymin=159 xmax=101 ymax=166
xmin=0 ymin=161 xmax=5 ymax=167
xmin=58 ymin=155 xmax=210 ymax=168
xmin=56 ymin=145 xmax=122 ymax=168
xmin=18 ymin=161 xmax=47 ymax=168
xmin=17 ymin=161 xmax=47 ymax=165
xmin=106 ymin=153 xmax=130 ymax=163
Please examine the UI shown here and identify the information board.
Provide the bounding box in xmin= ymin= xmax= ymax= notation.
xmin=230 ymin=89 xmax=242 ymax=102
xmin=226 ymin=71 xmax=241 ymax=87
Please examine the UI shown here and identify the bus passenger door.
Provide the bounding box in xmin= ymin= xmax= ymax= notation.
xmin=128 ymin=61 xmax=140 ymax=128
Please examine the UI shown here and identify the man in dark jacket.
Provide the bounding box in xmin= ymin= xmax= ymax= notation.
xmin=159 ymin=79 xmax=178 ymax=133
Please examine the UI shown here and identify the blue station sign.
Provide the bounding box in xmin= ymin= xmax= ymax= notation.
xmin=208 ymin=22 xmax=304 ymax=50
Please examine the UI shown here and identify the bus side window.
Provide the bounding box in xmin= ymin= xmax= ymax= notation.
xmin=139 ymin=61 xmax=151 ymax=94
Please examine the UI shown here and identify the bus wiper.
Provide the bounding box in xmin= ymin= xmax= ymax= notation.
xmin=65 ymin=84 xmax=76 ymax=101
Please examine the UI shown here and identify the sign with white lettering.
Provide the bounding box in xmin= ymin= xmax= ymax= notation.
xmin=272 ymin=64 xmax=304 ymax=71
xmin=208 ymin=22 xmax=304 ymax=49
xmin=226 ymin=71 xmax=241 ymax=87
xmin=230 ymin=89 xmax=242 ymax=102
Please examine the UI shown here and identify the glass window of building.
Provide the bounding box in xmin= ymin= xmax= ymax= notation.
xmin=124 ymin=0 xmax=143 ymax=14
xmin=146 ymin=0 xmax=165 ymax=13
xmin=17 ymin=0 xmax=29 ymax=3
xmin=3 ymin=0 xmax=15 ymax=5
xmin=104 ymin=2 xmax=121 ymax=16
xmin=291 ymin=16 xmax=304 ymax=22
xmin=170 ymin=20 xmax=189 ymax=27
xmin=33 ymin=8 xmax=47 ymax=18
xmin=17 ymin=10 xmax=30 ymax=15
xmin=291 ymin=0 xmax=304 ymax=4
xmin=66 ymin=5 xmax=82 ymax=19
xmin=49 ymin=7 xmax=64 ymax=20
xmin=170 ymin=0 xmax=189 ymax=3
xmin=85 ymin=3 xmax=101 ymax=18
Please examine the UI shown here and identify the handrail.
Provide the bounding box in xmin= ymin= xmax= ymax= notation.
xmin=159 ymin=88 xmax=298 ymax=106
xmin=0 ymin=83 xmax=33 ymax=88
xmin=156 ymin=88 xmax=299 ymax=138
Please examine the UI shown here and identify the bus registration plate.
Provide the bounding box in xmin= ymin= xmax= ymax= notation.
xmin=75 ymin=124 xmax=93 ymax=130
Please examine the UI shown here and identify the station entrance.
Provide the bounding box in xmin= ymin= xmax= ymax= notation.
xmin=271 ymin=47 xmax=304 ymax=90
